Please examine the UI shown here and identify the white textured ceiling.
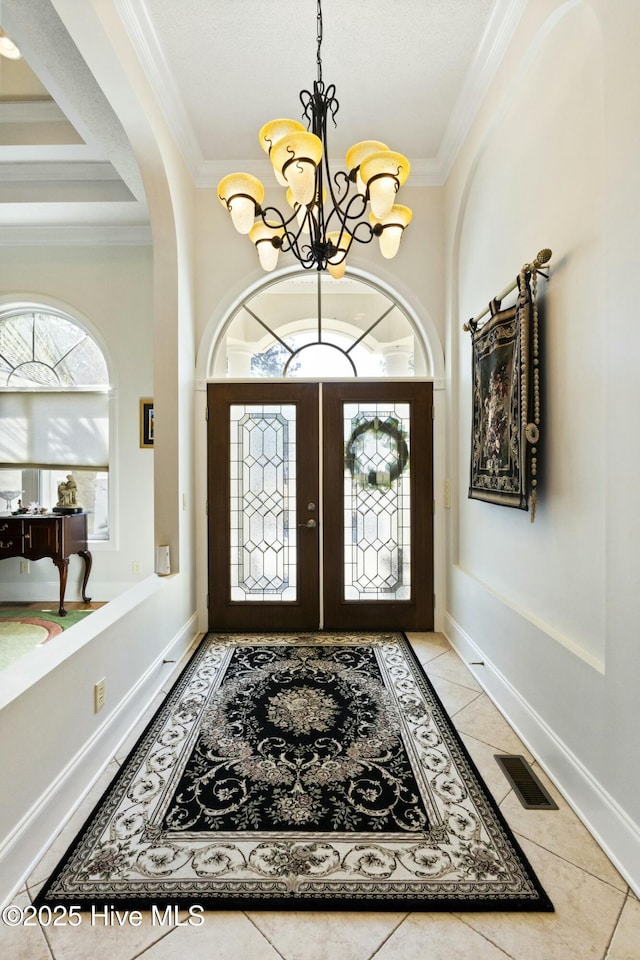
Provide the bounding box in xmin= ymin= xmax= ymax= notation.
xmin=0 ymin=0 xmax=526 ymax=240
xmin=136 ymin=0 xmax=494 ymax=170
xmin=124 ymin=0 xmax=524 ymax=185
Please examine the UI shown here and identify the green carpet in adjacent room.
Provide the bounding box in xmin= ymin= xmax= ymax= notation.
xmin=0 ymin=608 xmax=94 ymax=670
xmin=35 ymin=631 xmax=553 ymax=912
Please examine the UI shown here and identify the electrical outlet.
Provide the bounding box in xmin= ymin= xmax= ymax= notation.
xmin=132 ymin=560 xmax=141 ymax=574
xmin=94 ymin=677 xmax=106 ymax=713
xmin=20 ymin=560 xmax=30 ymax=575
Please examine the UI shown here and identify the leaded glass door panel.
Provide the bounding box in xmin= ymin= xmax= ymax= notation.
xmin=208 ymin=382 xmax=319 ymax=630
xmin=322 ymin=382 xmax=433 ymax=630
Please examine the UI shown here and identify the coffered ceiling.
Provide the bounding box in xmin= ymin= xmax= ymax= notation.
xmin=0 ymin=0 xmax=526 ymax=243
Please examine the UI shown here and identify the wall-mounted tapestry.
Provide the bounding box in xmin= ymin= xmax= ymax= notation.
xmin=467 ymin=268 xmax=541 ymax=520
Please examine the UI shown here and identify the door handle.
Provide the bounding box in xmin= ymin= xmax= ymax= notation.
xmin=298 ymin=518 xmax=317 ymax=528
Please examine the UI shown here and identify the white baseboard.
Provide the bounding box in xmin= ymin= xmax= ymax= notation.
xmin=445 ymin=612 xmax=640 ymax=898
xmin=0 ymin=614 xmax=200 ymax=907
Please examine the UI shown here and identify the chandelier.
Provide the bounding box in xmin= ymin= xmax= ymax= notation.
xmin=217 ymin=0 xmax=412 ymax=278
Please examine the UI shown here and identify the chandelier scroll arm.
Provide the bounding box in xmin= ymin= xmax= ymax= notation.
xmin=257 ymin=202 xmax=299 ymax=230
xmin=216 ymin=0 xmax=412 ymax=274
xmin=258 ymin=202 xmax=321 ymax=269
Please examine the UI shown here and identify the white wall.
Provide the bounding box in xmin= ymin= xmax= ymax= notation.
xmin=0 ymin=574 xmax=198 ymax=904
xmin=446 ymin=0 xmax=640 ymax=891
xmin=0 ymin=0 xmax=201 ymax=905
xmin=0 ymin=243 xmax=156 ymax=599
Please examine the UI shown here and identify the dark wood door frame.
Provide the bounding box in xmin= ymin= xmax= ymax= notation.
xmin=207 ymin=381 xmax=320 ymax=631
xmin=322 ymin=381 xmax=433 ymax=631
xmin=207 ymin=380 xmax=434 ymax=632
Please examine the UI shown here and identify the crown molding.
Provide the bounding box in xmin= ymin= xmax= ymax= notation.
xmin=0 ymin=162 xmax=122 ymax=182
xmin=118 ymin=1 xmax=450 ymax=190
xmin=0 ymin=224 xmax=152 ymax=246
xmin=0 ymin=144 xmax=107 ymax=162
xmin=115 ymin=0 xmax=205 ymax=181
xmin=437 ymin=0 xmax=528 ymax=179
xmin=0 ymin=198 xmax=148 ymax=227
xmin=116 ymin=0 xmax=525 ymax=192
xmin=0 ymin=99 xmax=64 ymax=123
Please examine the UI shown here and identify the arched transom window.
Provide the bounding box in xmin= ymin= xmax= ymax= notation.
xmin=213 ymin=273 xmax=425 ymax=379
xmin=0 ymin=310 xmax=108 ymax=387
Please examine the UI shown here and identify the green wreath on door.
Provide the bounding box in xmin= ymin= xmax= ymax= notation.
xmin=345 ymin=416 xmax=409 ymax=488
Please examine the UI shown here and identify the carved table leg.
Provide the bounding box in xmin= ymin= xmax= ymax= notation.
xmin=78 ymin=549 xmax=93 ymax=603
xmin=53 ymin=557 xmax=70 ymax=616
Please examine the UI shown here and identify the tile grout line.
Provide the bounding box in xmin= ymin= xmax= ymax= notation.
xmin=39 ymin=921 xmax=59 ymax=960
xmin=506 ymin=828 xmax=630 ymax=899
xmin=365 ymin=912 xmax=411 ymax=960
xmin=130 ymin=924 xmax=182 ymax=959
xmin=454 ymin=913 xmax=519 ymax=959
xmin=455 ymin=726 xmax=522 ymax=754
xmin=418 ymin=645 xmax=484 ymax=679
xmin=243 ymin=911 xmax=289 ymax=960
xmin=443 ymin=689 xmax=485 ymax=719
xmin=602 ymin=890 xmax=630 ymax=960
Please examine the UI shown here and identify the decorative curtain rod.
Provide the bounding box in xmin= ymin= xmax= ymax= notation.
xmin=463 ymin=248 xmax=552 ymax=331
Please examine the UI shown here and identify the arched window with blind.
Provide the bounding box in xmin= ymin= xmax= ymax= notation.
xmin=0 ymin=307 xmax=111 ymax=540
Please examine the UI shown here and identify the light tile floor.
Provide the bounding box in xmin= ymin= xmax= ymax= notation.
xmin=3 ymin=632 xmax=639 ymax=960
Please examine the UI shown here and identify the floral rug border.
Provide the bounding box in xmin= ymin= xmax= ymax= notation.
xmin=35 ymin=632 xmax=553 ymax=912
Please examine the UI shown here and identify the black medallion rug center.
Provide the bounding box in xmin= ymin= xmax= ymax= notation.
xmin=165 ymin=644 xmax=429 ymax=836
xmin=35 ymin=633 xmax=553 ymax=911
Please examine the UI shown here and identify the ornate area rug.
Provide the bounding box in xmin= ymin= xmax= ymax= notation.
xmin=35 ymin=633 xmax=553 ymax=911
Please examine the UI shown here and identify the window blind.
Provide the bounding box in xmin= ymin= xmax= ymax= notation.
xmin=0 ymin=391 xmax=109 ymax=470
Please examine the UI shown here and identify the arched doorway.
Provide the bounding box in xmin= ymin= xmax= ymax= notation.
xmin=199 ymin=268 xmax=444 ymax=632
xmin=207 ymin=269 xmax=437 ymax=379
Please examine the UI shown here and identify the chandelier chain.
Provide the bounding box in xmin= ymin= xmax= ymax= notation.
xmin=316 ymin=0 xmax=323 ymax=85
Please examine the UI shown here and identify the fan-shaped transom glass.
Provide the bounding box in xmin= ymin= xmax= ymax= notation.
xmin=0 ymin=311 xmax=109 ymax=388
xmin=219 ymin=273 xmax=421 ymax=379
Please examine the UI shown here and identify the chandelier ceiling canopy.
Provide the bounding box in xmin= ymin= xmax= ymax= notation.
xmin=217 ymin=0 xmax=412 ymax=277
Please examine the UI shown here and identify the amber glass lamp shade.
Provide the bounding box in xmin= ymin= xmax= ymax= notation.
xmin=271 ymin=133 xmax=323 ymax=206
xmin=249 ymin=222 xmax=285 ymax=272
xmin=326 ymin=230 xmax=352 ymax=279
xmin=360 ymin=151 xmax=410 ymax=219
xmin=345 ymin=140 xmax=389 ymax=195
xmin=259 ymin=119 xmax=307 ymax=185
xmin=217 ymin=173 xmax=265 ymax=234
xmin=370 ymin=205 xmax=412 ymax=258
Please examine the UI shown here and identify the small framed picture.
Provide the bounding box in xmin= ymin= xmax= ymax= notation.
xmin=140 ymin=398 xmax=154 ymax=448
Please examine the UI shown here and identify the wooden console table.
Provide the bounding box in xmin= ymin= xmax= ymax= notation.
xmin=0 ymin=513 xmax=92 ymax=616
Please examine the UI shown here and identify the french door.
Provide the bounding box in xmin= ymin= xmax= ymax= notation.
xmin=207 ymin=381 xmax=433 ymax=631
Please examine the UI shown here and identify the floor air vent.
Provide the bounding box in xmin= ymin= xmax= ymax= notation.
xmin=495 ymin=755 xmax=559 ymax=810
